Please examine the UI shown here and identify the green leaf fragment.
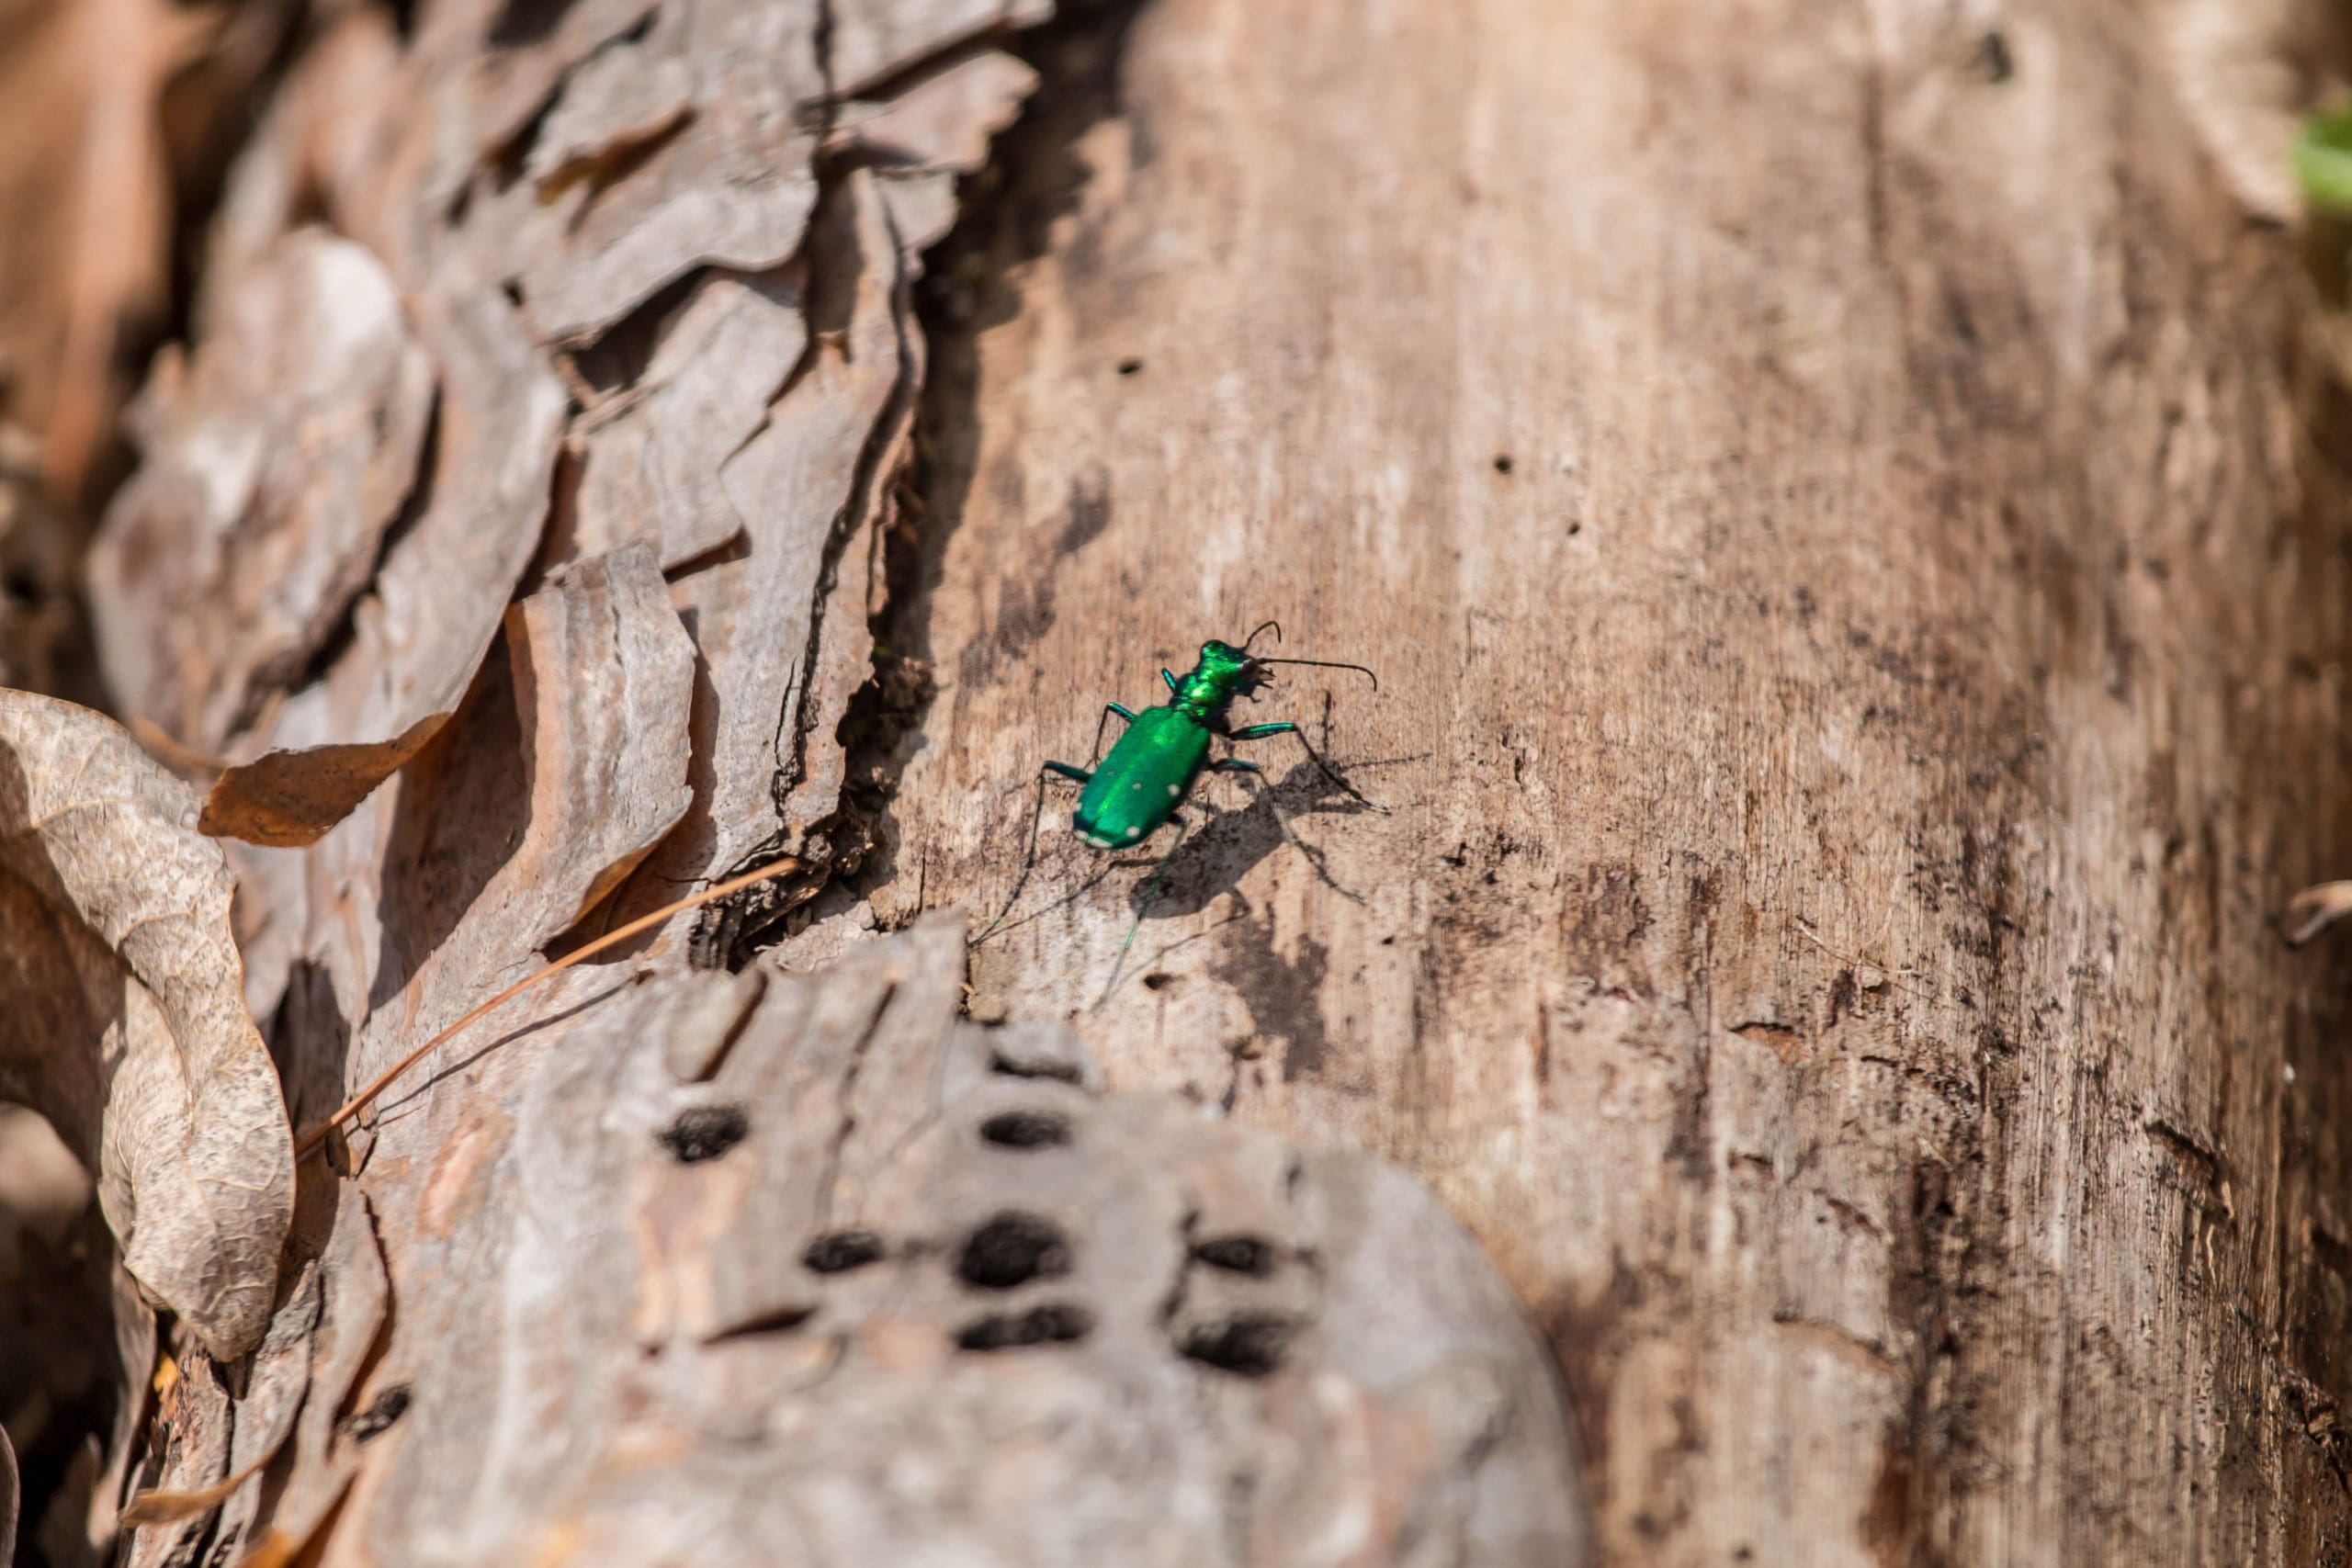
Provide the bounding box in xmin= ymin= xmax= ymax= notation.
xmin=2295 ymin=107 xmax=2352 ymax=212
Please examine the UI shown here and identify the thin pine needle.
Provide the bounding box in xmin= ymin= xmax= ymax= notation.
xmin=293 ymin=857 xmax=802 ymax=1160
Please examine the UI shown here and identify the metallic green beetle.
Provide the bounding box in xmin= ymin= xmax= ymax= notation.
xmin=976 ymin=622 xmax=1381 ymax=945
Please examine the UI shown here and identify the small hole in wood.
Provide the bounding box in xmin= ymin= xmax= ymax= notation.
xmin=956 ymin=1303 xmax=1093 ymax=1351
xmin=339 ymin=1384 xmax=412 ymax=1443
xmin=659 ymin=1104 xmax=749 ymax=1163
xmin=1492 ymin=454 xmax=1514 ymax=474
xmin=1178 ymin=1313 xmax=1296 ymax=1378
xmin=803 ymin=1230 xmax=886 ymax=1273
xmin=1141 ymin=972 xmax=1175 ymax=991
xmin=1117 ymin=358 xmax=1144 ymax=377
xmin=956 ymin=1213 xmax=1071 ymax=1290
xmin=979 ymin=1110 xmax=1072 ymax=1150
xmin=1192 ymin=1235 xmax=1278 ymax=1277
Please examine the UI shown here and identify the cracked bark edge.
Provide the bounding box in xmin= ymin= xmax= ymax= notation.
xmin=802 ymin=1 xmax=1148 ymax=959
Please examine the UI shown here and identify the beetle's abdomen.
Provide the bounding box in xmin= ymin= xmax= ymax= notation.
xmin=1074 ymin=707 xmax=1209 ymax=848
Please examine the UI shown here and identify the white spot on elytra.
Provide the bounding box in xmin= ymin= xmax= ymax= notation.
xmin=1166 ymin=784 xmax=1181 ymax=797
xmin=1125 ymin=826 xmax=1140 ymax=840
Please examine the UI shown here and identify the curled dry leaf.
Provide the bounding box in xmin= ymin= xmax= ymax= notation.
xmin=86 ymin=228 xmax=435 ymax=757
xmin=0 ymin=692 xmax=291 ymax=1359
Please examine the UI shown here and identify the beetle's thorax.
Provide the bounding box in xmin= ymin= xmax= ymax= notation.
xmin=1173 ymin=639 xmax=1254 ymax=718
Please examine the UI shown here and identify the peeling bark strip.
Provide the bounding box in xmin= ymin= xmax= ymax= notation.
xmin=878 ymin=0 xmax=2352 ymax=1562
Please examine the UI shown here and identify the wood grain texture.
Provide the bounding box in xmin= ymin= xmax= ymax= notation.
xmin=876 ymin=1 xmax=2352 ymax=1561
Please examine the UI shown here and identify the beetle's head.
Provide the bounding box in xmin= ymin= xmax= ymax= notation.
xmin=1195 ymin=638 xmax=1265 ymax=700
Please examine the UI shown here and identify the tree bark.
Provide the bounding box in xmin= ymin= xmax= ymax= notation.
xmin=32 ymin=0 xmax=2352 ymax=1563
xmin=887 ymin=0 xmax=2352 ymax=1562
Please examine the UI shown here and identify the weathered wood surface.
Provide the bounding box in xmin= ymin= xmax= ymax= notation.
xmin=879 ymin=1 xmax=2352 ymax=1562
xmin=42 ymin=0 xmax=1588 ymax=1563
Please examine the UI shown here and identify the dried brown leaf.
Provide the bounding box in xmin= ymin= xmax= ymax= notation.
xmin=0 ymin=692 xmax=291 ymax=1358
xmin=86 ymin=229 xmax=435 ymax=756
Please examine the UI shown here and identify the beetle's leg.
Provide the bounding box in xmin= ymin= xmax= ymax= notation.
xmin=1211 ymin=758 xmax=1263 ymax=775
xmin=1088 ymin=703 xmax=1138 ymax=766
xmin=1162 ymin=669 xmax=1182 ymax=695
xmin=1223 ymin=721 xmax=1388 ymax=812
xmin=973 ymin=761 xmax=1091 ymax=945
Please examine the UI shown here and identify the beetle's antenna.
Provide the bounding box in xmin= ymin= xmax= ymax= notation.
xmin=1258 ymin=657 xmax=1378 ymax=692
xmin=1242 ymin=619 xmax=1283 ymax=651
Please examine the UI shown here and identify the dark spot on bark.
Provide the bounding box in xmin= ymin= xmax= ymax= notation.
xmin=1827 ymin=967 xmax=1859 ymax=1025
xmin=339 ymin=1384 xmax=412 ymax=1443
xmin=1117 ymin=357 xmax=1144 ymax=376
xmin=1059 ymin=468 xmax=1113 ymax=554
xmin=659 ymin=1104 xmax=750 ymax=1163
xmin=803 ymin=1230 xmax=887 ymax=1273
xmin=1970 ymin=30 xmax=2013 ymax=83
xmin=956 ymin=1303 xmax=1093 ymax=1351
xmin=1192 ymin=1235 xmax=1278 ymax=1276
xmin=1493 ymin=453 xmax=1514 ymax=474
xmin=956 ymin=1213 xmax=1071 ymax=1289
xmin=979 ymin=1109 xmax=1072 ymax=1149
xmin=1142 ymin=971 xmax=1175 ymax=990
xmin=1177 ymin=1312 xmax=1296 ymax=1377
